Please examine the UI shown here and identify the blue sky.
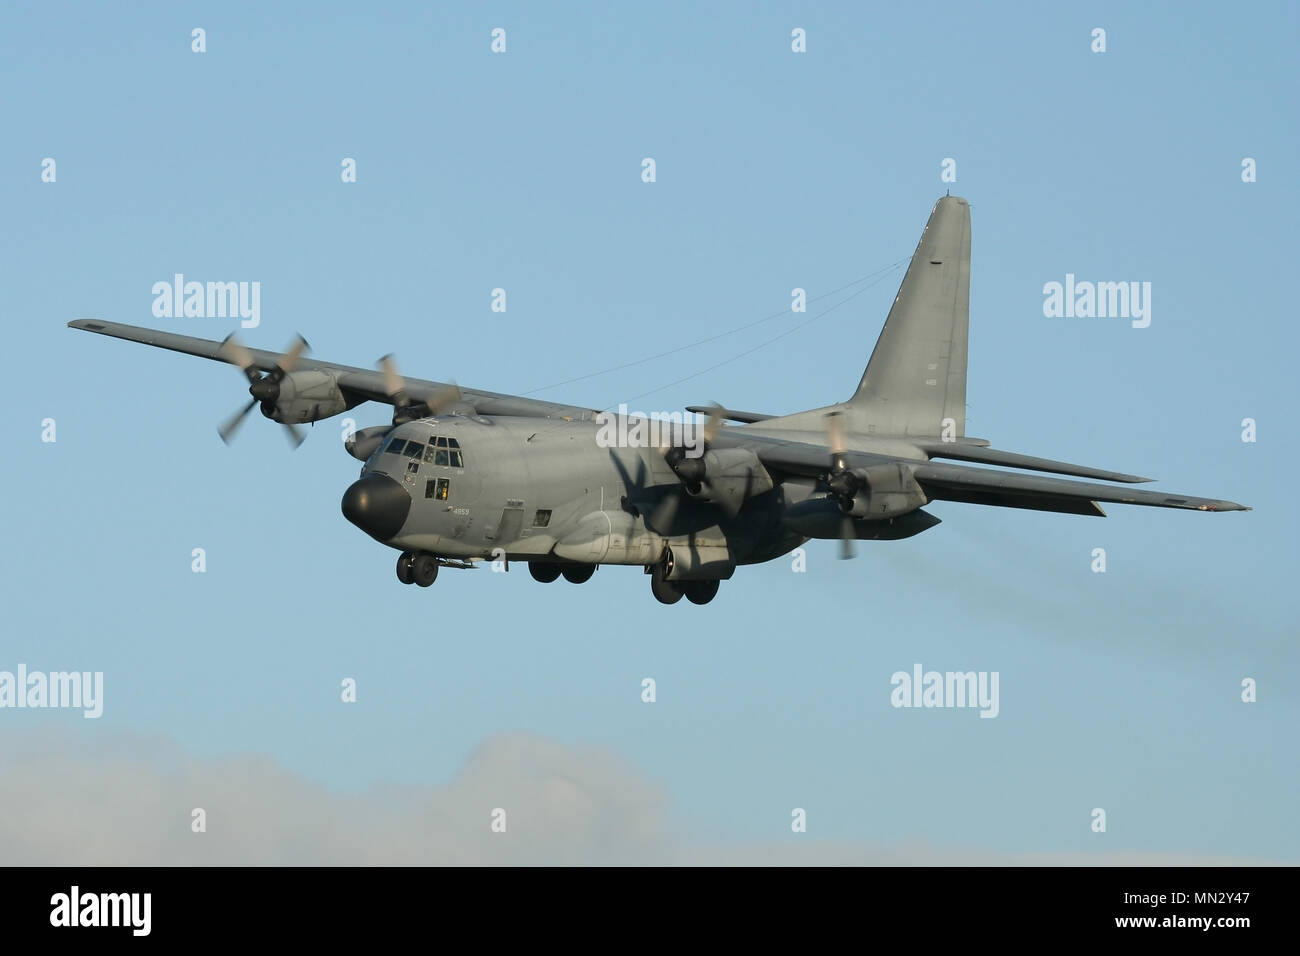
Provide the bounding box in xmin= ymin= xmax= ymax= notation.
xmin=1 ymin=1 xmax=1296 ymax=863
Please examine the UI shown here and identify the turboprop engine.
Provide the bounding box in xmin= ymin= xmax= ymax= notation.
xmin=665 ymin=446 xmax=774 ymax=518
xmin=827 ymin=461 xmax=928 ymax=519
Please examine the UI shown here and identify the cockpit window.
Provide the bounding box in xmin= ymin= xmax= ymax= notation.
xmin=422 ymin=436 xmax=465 ymax=468
xmin=384 ymin=438 xmax=406 ymax=455
xmin=403 ymin=442 xmax=424 ymax=458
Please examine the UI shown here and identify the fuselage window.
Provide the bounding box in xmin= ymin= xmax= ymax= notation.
xmin=532 ymin=509 xmax=551 ymax=528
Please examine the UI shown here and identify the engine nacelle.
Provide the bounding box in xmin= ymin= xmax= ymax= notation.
xmin=677 ymin=447 xmax=774 ymax=517
xmin=261 ymin=370 xmax=348 ymax=424
xmin=838 ymin=463 xmax=927 ymax=519
xmin=345 ymin=425 xmax=394 ymax=462
xmin=783 ymin=498 xmax=941 ymax=541
xmin=661 ymin=542 xmax=736 ymax=581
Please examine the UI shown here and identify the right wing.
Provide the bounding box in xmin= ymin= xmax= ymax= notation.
xmin=67 ymin=319 xmax=597 ymax=421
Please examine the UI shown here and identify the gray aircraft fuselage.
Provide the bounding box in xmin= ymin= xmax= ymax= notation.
xmin=351 ymin=415 xmax=817 ymax=572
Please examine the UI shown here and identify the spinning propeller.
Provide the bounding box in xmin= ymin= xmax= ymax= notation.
xmin=216 ymin=333 xmax=311 ymax=447
xmin=378 ymin=354 xmax=464 ymax=425
xmin=649 ymin=403 xmax=725 ymax=531
xmin=825 ymin=410 xmax=859 ymax=560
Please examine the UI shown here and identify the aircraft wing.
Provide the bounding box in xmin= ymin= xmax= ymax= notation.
xmin=722 ymin=432 xmax=1250 ymax=515
xmin=67 ymin=319 xmax=597 ymax=420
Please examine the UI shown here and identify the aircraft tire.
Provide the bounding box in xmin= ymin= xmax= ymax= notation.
xmin=650 ymin=566 xmax=684 ymax=605
xmin=396 ymin=551 xmax=416 ymax=585
xmin=412 ymin=553 xmax=439 ymax=587
xmin=529 ymin=562 xmax=563 ymax=583
xmin=682 ymin=579 xmax=720 ymax=605
xmin=561 ymin=564 xmax=595 ymax=584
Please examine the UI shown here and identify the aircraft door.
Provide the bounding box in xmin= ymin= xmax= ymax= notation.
xmin=490 ymin=502 xmax=525 ymax=546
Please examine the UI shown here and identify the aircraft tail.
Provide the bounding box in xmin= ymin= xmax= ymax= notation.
xmin=848 ymin=195 xmax=971 ymax=437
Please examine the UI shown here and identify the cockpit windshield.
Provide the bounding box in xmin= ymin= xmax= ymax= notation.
xmin=383 ymin=438 xmax=425 ymax=459
xmin=421 ymin=436 xmax=464 ymax=468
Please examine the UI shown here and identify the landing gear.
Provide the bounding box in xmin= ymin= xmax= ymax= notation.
xmin=397 ymin=550 xmax=439 ymax=587
xmin=561 ymin=564 xmax=596 ymax=584
xmin=650 ymin=565 xmax=683 ymax=605
xmin=649 ymin=564 xmax=720 ymax=605
xmin=396 ymin=551 xmax=415 ymax=585
xmin=529 ymin=561 xmax=563 ymax=583
xmin=681 ymin=579 xmax=720 ymax=605
xmin=411 ymin=553 xmax=439 ymax=587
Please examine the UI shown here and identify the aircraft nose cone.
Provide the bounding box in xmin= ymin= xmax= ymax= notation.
xmin=342 ymin=475 xmax=411 ymax=541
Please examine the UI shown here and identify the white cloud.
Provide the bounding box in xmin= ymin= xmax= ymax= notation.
xmin=0 ymin=732 xmax=1281 ymax=866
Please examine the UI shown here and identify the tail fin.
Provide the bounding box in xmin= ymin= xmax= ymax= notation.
xmin=848 ymin=195 xmax=971 ymax=437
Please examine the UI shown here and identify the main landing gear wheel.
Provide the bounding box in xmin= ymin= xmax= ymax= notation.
xmin=650 ymin=565 xmax=684 ymax=605
xmin=682 ymin=579 xmax=720 ymax=606
xmin=411 ymin=553 xmax=439 ymax=587
xmin=561 ymin=564 xmax=596 ymax=584
xmin=396 ymin=551 xmax=416 ymax=585
xmin=529 ymin=562 xmax=563 ymax=583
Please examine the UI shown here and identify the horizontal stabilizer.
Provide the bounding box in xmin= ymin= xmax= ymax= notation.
xmin=685 ymin=405 xmax=774 ymax=424
xmin=913 ymin=441 xmax=1152 ymax=483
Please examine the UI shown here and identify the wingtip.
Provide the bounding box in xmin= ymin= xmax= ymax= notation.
xmin=1200 ymin=501 xmax=1251 ymax=512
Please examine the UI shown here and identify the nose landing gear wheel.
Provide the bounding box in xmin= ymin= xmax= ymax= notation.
xmin=529 ymin=562 xmax=563 ymax=583
xmin=411 ymin=553 xmax=439 ymax=587
xmin=681 ymin=579 xmax=720 ymax=605
xmin=650 ymin=565 xmax=684 ymax=605
xmin=396 ymin=551 xmax=416 ymax=585
xmin=561 ymin=564 xmax=596 ymax=584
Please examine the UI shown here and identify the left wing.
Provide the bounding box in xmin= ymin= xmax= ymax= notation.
xmin=67 ymin=319 xmax=597 ymax=420
xmin=717 ymin=431 xmax=1250 ymax=515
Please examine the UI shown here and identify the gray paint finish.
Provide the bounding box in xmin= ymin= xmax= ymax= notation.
xmin=67 ymin=196 xmax=1248 ymax=603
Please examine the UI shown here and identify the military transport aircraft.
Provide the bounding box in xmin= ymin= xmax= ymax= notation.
xmin=68 ymin=196 xmax=1248 ymax=605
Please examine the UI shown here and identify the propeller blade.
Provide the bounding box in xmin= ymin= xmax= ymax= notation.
xmin=218 ymin=397 xmax=258 ymax=444
xmin=701 ymin=402 xmax=725 ymax=445
xmin=218 ymin=334 xmax=258 ymax=381
xmin=426 ymin=382 xmax=463 ymax=417
xmin=827 ymin=409 xmax=847 ymax=458
xmin=277 ymin=334 xmax=310 ymax=375
xmin=378 ymin=354 xmax=405 ymax=402
xmin=281 ymin=421 xmax=305 ymax=448
xmin=840 ymin=515 xmax=856 ymax=560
